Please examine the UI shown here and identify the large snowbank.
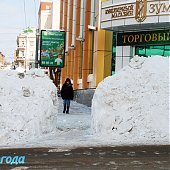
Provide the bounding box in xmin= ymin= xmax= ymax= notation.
xmin=0 ymin=69 xmax=58 ymax=145
xmin=91 ymin=56 xmax=169 ymax=145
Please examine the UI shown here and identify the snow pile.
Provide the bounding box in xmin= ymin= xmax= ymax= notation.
xmin=15 ymin=67 xmax=25 ymax=73
xmin=0 ymin=69 xmax=58 ymax=145
xmin=91 ymin=56 xmax=169 ymax=145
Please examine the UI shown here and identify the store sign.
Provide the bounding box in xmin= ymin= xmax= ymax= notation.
xmin=105 ymin=4 xmax=134 ymax=18
xmin=117 ymin=30 xmax=170 ymax=46
xmin=40 ymin=30 xmax=65 ymax=67
xmin=135 ymin=0 xmax=147 ymax=22
xmin=103 ymin=0 xmax=170 ymax=22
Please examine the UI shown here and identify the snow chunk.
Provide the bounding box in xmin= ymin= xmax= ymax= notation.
xmin=26 ymin=68 xmax=46 ymax=77
xmin=129 ymin=55 xmax=145 ymax=69
xmin=16 ymin=67 xmax=25 ymax=73
xmin=91 ymin=56 xmax=169 ymax=145
xmin=0 ymin=69 xmax=58 ymax=145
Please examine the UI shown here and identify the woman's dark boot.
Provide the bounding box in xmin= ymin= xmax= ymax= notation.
xmin=63 ymin=104 xmax=66 ymax=113
xmin=66 ymin=106 xmax=69 ymax=114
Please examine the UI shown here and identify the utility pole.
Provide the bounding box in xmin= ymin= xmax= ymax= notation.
xmin=24 ymin=33 xmax=27 ymax=72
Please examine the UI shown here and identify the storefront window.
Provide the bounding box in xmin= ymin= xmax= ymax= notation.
xmin=89 ymin=31 xmax=94 ymax=74
xmin=136 ymin=45 xmax=170 ymax=57
xmin=164 ymin=45 xmax=170 ymax=56
xmin=112 ymin=33 xmax=116 ymax=75
xmin=79 ymin=42 xmax=83 ymax=79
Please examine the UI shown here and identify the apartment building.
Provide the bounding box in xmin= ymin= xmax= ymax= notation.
xmin=16 ymin=28 xmax=36 ymax=69
xmin=38 ymin=0 xmax=60 ymax=30
xmin=38 ymin=0 xmax=61 ymax=89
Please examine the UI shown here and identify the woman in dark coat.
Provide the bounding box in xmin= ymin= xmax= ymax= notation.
xmin=61 ymin=78 xmax=74 ymax=114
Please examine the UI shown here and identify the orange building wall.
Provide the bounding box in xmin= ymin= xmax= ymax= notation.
xmin=67 ymin=0 xmax=73 ymax=79
xmin=38 ymin=2 xmax=52 ymax=15
xmin=61 ymin=0 xmax=68 ymax=85
xmin=73 ymin=0 xmax=81 ymax=89
xmin=60 ymin=0 xmax=92 ymax=89
xmin=82 ymin=0 xmax=91 ymax=89
xmin=60 ymin=0 xmax=112 ymax=89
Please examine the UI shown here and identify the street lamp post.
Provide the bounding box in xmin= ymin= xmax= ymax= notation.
xmin=24 ymin=33 xmax=28 ymax=72
xmin=24 ymin=36 xmax=26 ymax=72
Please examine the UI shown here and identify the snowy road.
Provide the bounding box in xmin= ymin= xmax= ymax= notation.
xmin=0 ymin=145 xmax=169 ymax=170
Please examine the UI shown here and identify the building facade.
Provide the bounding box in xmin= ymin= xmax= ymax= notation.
xmin=60 ymin=0 xmax=169 ymax=92
xmin=38 ymin=0 xmax=60 ymax=30
xmin=38 ymin=0 xmax=61 ymax=89
xmin=101 ymin=0 xmax=170 ymax=72
xmin=16 ymin=28 xmax=36 ymax=69
xmin=60 ymin=0 xmax=113 ymax=90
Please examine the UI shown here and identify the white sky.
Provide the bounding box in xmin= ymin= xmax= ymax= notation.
xmin=0 ymin=0 xmax=40 ymax=62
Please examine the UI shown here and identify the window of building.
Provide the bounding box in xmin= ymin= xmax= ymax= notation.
xmin=89 ymin=31 xmax=94 ymax=74
xmin=22 ymin=41 xmax=25 ymax=47
xmin=30 ymin=41 xmax=34 ymax=46
xmin=164 ymin=45 xmax=170 ymax=56
xmin=80 ymin=0 xmax=85 ymax=39
xmin=79 ymin=42 xmax=83 ymax=79
xmin=22 ymin=51 xmax=24 ymax=57
xmin=112 ymin=33 xmax=116 ymax=75
xmin=30 ymin=51 xmax=34 ymax=56
xmin=46 ymin=5 xmax=50 ymax=10
xmin=135 ymin=45 xmax=170 ymax=57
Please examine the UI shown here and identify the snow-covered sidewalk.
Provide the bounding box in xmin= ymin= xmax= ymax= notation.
xmin=57 ymin=98 xmax=91 ymax=131
xmin=29 ymin=98 xmax=94 ymax=149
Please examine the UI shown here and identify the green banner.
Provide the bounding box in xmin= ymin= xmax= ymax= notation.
xmin=117 ymin=30 xmax=170 ymax=46
xmin=40 ymin=30 xmax=65 ymax=67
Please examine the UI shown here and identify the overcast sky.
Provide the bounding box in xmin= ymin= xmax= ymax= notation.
xmin=0 ymin=0 xmax=40 ymax=62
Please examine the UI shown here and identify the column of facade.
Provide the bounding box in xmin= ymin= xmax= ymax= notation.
xmin=61 ymin=0 xmax=68 ymax=85
xmin=73 ymin=0 xmax=81 ymax=89
xmin=93 ymin=30 xmax=112 ymax=86
xmin=60 ymin=0 xmax=63 ymax=29
xmin=93 ymin=0 xmax=112 ymax=86
xmin=82 ymin=0 xmax=91 ymax=89
xmin=67 ymin=0 xmax=73 ymax=79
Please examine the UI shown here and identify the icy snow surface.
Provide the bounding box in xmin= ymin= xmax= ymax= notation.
xmin=91 ymin=56 xmax=169 ymax=145
xmin=0 ymin=69 xmax=58 ymax=145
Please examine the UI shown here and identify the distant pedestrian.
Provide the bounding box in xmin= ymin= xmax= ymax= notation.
xmin=61 ymin=78 xmax=74 ymax=114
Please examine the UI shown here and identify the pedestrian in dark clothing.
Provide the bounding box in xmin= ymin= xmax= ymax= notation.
xmin=61 ymin=78 xmax=74 ymax=114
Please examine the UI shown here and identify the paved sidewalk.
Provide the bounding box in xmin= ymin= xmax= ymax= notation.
xmin=57 ymin=97 xmax=91 ymax=131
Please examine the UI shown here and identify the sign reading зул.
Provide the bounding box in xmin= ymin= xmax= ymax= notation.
xmin=117 ymin=30 xmax=170 ymax=46
xmin=40 ymin=30 xmax=65 ymax=67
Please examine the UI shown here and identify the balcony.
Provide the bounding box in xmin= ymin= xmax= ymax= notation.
xmin=16 ymin=56 xmax=25 ymax=61
xmin=17 ymin=45 xmax=26 ymax=50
